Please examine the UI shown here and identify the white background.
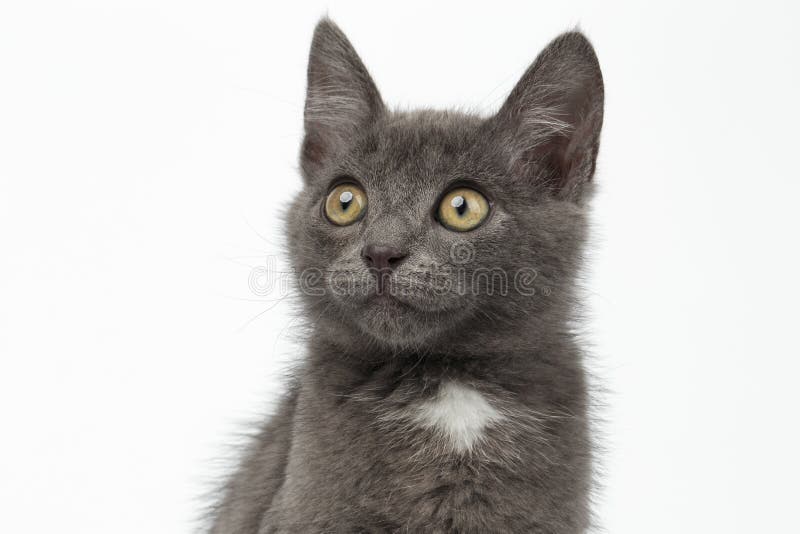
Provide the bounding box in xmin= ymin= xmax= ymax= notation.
xmin=1 ymin=1 xmax=799 ymax=532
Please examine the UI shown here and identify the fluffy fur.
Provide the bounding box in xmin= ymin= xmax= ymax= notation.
xmin=209 ymin=18 xmax=604 ymax=533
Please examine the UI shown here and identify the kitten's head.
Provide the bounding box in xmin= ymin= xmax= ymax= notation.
xmin=287 ymin=19 xmax=603 ymax=350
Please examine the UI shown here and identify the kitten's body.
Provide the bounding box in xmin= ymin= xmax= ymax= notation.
xmin=211 ymin=19 xmax=603 ymax=534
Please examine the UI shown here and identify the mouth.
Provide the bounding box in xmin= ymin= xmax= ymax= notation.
xmin=323 ymin=267 xmax=469 ymax=341
xmin=364 ymin=284 xmax=448 ymax=314
xmin=334 ymin=271 xmax=465 ymax=314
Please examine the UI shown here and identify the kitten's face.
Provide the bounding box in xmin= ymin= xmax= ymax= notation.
xmin=288 ymin=112 xmax=514 ymax=346
xmin=287 ymin=20 xmax=603 ymax=349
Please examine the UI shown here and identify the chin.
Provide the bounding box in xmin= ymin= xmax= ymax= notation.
xmin=351 ymin=295 xmax=456 ymax=348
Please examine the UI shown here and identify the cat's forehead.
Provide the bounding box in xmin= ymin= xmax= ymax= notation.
xmin=345 ymin=110 xmax=488 ymax=190
xmin=379 ymin=110 xmax=483 ymax=154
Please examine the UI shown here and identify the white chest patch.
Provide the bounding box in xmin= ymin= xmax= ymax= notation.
xmin=410 ymin=381 xmax=504 ymax=453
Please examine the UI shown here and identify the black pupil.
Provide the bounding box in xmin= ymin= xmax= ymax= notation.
xmin=339 ymin=190 xmax=354 ymax=211
xmin=452 ymin=195 xmax=467 ymax=216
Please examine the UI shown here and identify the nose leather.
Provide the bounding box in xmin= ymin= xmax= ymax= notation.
xmin=361 ymin=244 xmax=407 ymax=271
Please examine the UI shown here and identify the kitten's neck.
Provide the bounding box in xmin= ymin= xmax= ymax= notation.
xmin=307 ymin=310 xmax=580 ymax=393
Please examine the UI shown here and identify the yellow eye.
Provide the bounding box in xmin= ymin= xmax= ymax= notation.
xmin=437 ymin=187 xmax=490 ymax=232
xmin=324 ymin=183 xmax=367 ymax=226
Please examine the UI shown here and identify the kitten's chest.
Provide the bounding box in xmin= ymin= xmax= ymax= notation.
xmin=274 ymin=377 xmax=572 ymax=532
xmin=338 ymin=376 xmax=545 ymax=468
xmin=377 ymin=380 xmax=507 ymax=454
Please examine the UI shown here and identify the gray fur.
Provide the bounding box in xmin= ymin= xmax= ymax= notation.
xmin=209 ymin=17 xmax=604 ymax=533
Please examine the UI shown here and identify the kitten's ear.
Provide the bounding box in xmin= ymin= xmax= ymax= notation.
xmin=301 ymin=19 xmax=385 ymax=179
xmin=490 ymin=31 xmax=604 ymax=200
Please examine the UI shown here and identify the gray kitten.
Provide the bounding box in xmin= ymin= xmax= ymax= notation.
xmin=210 ymin=17 xmax=603 ymax=534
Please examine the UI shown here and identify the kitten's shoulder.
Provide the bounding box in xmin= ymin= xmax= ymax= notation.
xmin=208 ymin=387 xmax=298 ymax=534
